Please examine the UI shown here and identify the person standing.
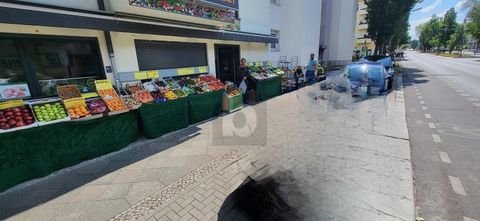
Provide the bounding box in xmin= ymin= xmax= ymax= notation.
xmin=305 ymin=53 xmax=318 ymax=85
xmin=238 ymin=58 xmax=250 ymax=103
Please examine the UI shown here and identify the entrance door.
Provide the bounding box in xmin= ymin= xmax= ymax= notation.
xmin=215 ymin=44 xmax=240 ymax=84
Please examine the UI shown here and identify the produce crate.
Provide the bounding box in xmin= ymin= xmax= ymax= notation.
xmin=0 ymin=100 xmax=38 ymax=133
xmin=56 ymin=85 xmax=82 ymax=100
xmin=29 ymin=99 xmax=70 ymax=126
xmin=222 ymin=93 xmax=243 ymax=113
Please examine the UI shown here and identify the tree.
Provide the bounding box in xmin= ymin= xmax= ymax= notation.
xmin=364 ymin=0 xmax=420 ymax=55
xmin=410 ymin=39 xmax=419 ymax=49
xmin=438 ymin=8 xmax=458 ymax=50
xmin=465 ymin=1 xmax=480 ymax=49
xmin=448 ymin=25 xmax=467 ymax=54
xmin=418 ymin=16 xmax=442 ymax=52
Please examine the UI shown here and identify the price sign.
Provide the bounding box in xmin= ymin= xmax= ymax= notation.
xmin=198 ymin=66 xmax=208 ymax=73
xmin=146 ymin=70 xmax=159 ymax=79
xmin=63 ymin=97 xmax=87 ymax=109
xmin=0 ymin=99 xmax=25 ymax=110
xmin=177 ymin=67 xmax=195 ymax=76
xmin=95 ymin=80 xmax=113 ymax=90
xmin=81 ymin=92 xmax=99 ymax=99
xmin=134 ymin=71 xmax=147 ymax=80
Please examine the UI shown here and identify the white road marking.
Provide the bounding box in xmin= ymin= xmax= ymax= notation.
xmin=460 ymin=94 xmax=471 ymax=97
xmin=428 ymin=122 xmax=436 ymax=129
xmin=420 ymin=101 xmax=425 ymax=104
xmin=474 ymin=103 xmax=480 ymax=107
xmin=418 ymin=96 xmax=423 ymax=99
xmin=416 ymin=93 xmax=421 ymax=95
xmin=467 ymin=98 xmax=479 ymax=102
xmin=438 ymin=151 xmax=452 ymax=163
xmin=448 ymin=176 xmax=467 ymax=196
xmin=422 ymin=106 xmax=428 ymax=110
xmin=425 ymin=114 xmax=432 ymax=119
xmin=432 ymin=134 xmax=442 ymax=143
xmin=464 ymin=217 xmax=478 ymax=221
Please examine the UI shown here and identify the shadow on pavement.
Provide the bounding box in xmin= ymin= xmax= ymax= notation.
xmin=218 ymin=170 xmax=304 ymax=221
xmin=0 ymin=126 xmax=202 ymax=220
xmin=401 ymin=67 xmax=430 ymax=86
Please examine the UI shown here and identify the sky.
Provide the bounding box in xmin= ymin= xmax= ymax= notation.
xmin=409 ymin=0 xmax=470 ymax=39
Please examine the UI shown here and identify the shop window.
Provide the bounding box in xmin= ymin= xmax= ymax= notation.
xmin=0 ymin=35 xmax=104 ymax=99
xmin=271 ymin=30 xmax=280 ymax=52
xmin=135 ymin=40 xmax=208 ymax=70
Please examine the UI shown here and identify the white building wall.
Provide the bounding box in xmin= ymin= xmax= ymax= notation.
xmin=268 ymin=0 xmax=322 ymax=68
xmin=20 ymin=0 xmax=99 ymax=10
xmin=109 ymin=32 xmax=269 ymax=74
xmin=320 ymin=0 xmax=356 ymax=66
xmin=238 ymin=0 xmax=271 ymax=35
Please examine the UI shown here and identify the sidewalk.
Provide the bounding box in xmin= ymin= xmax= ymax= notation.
xmin=0 ymin=74 xmax=414 ymax=221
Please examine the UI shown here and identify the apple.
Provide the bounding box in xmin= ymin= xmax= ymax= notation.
xmin=8 ymin=119 xmax=16 ymax=126
xmin=12 ymin=107 xmax=20 ymax=112
xmin=15 ymin=112 xmax=22 ymax=116
xmin=15 ymin=122 xmax=24 ymax=127
xmin=14 ymin=116 xmax=23 ymax=121
xmin=0 ymin=118 xmax=6 ymax=123
xmin=5 ymin=111 xmax=13 ymax=117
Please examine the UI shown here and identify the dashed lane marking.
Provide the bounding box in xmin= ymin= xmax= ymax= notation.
xmin=474 ymin=103 xmax=480 ymax=107
xmin=425 ymin=114 xmax=432 ymax=119
xmin=418 ymin=96 xmax=423 ymax=99
xmin=448 ymin=176 xmax=467 ymax=196
xmin=464 ymin=217 xmax=478 ymax=221
xmin=467 ymin=98 xmax=479 ymax=102
xmin=420 ymin=101 xmax=425 ymax=104
xmin=422 ymin=106 xmax=428 ymax=110
xmin=438 ymin=151 xmax=452 ymax=163
xmin=460 ymin=94 xmax=471 ymax=97
xmin=432 ymin=134 xmax=442 ymax=143
xmin=428 ymin=122 xmax=436 ymax=129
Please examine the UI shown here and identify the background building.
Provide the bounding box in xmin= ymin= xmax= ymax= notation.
xmin=353 ymin=0 xmax=375 ymax=56
xmin=0 ymin=0 xmax=354 ymax=100
xmin=319 ymin=0 xmax=357 ymax=66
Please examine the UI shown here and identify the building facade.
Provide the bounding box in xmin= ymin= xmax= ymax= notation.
xmin=319 ymin=0 xmax=357 ymax=66
xmin=0 ymin=0 xmax=353 ymax=101
xmin=353 ymin=0 xmax=374 ymax=55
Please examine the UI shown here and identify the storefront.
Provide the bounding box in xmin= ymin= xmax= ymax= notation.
xmin=0 ymin=1 xmax=278 ymax=192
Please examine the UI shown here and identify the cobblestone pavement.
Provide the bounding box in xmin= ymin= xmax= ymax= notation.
xmin=0 ymin=74 xmax=413 ymax=221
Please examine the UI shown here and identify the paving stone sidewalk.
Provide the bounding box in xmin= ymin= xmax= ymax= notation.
xmin=1 ymin=74 xmax=413 ymax=221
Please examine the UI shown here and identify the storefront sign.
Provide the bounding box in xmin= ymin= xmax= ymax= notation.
xmin=63 ymin=97 xmax=87 ymax=109
xmin=134 ymin=71 xmax=148 ymax=80
xmin=0 ymin=83 xmax=31 ymax=100
xmin=94 ymin=80 xmax=113 ymax=90
xmin=0 ymin=99 xmax=25 ymax=110
xmin=81 ymin=92 xmax=99 ymax=99
xmin=146 ymin=70 xmax=159 ymax=79
xmin=198 ymin=66 xmax=208 ymax=73
xmin=177 ymin=67 xmax=195 ymax=76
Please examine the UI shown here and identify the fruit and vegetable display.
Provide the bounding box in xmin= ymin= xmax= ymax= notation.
xmin=98 ymin=89 xmax=127 ymax=112
xmin=164 ymin=79 xmax=180 ymax=89
xmin=164 ymin=90 xmax=178 ymax=100
xmin=32 ymin=102 xmax=68 ymax=123
xmin=57 ymin=85 xmax=82 ymax=100
xmin=86 ymin=99 xmax=108 ymax=114
xmin=0 ymin=106 xmax=36 ymax=130
xmin=208 ymin=81 xmax=226 ymax=91
xmin=150 ymin=91 xmax=167 ymax=103
xmin=67 ymin=105 xmax=91 ymax=119
xmin=200 ymin=75 xmax=218 ymax=84
xmin=143 ymin=81 xmax=158 ymax=92
xmin=173 ymin=89 xmax=187 ymax=98
xmin=127 ymin=84 xmax=143 ymax=94
xmin=121 ymin=95 xmax=141 ymax=109
xmin=227 ymin=88 xmax=241 ymax=97
xmin=134 ymin=90 xmax=154 ymax=103
xmin=182 ymin=87 xmax=196 ymax=95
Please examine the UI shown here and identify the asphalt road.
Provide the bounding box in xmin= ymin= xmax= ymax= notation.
xmin=402 ymin=52 xmax=480 ymax=221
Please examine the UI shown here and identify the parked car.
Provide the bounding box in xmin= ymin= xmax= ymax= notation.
xmin=344 ymin=62 xmax=390 ymax=96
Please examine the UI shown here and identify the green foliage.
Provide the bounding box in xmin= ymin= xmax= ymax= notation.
xmin=410 ymin=39 xmax=419 ymax=49
xmin=438 ymin=8 xmax=458 ymax=49
xmin=364 ymin=0 xmax=420 ymax=55
xmin=448 ymin=25 xmax=467 ymax=53
xmin=466 ymin=2 xmax=480 ymax=43
xmin=419 ymin=16 xmax=441 ymax=51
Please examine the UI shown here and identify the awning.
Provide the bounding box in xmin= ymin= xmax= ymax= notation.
xmin=0 ymin=3 xmax=277 ymax=44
